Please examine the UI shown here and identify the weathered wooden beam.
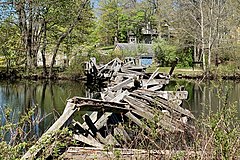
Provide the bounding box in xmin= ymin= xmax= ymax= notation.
xmin=83 ymin=114 xmax=98 ymax=136
xmin=74 ymin=103 xmax=129 ymax=113
xmin=114 ymin=124 xmax=131 ymax=143
xmin=68 ymin=97 xmax=130 ymax=113
xmin=129 ymin=92 xmax=155 ymax=105
xmin=73 ymin=134 xmax=104 ymax=148
xmin=123 ymin=97 xmax=153 ymax=120
xmin=96 ymin=132 xmax=120 ymax=146
xmin=148 ymin=85 xmax=163 ymax=91
xmin=61 ymin=147 xmax=201 ymax=159
xmin=134 ymin=89 xmax=188 ymax=100
xmin=145 ymin=68 xmax=159 ymax=85
xmin=21 ymin=102 xmax=76 ymax=159
xmin=94 ymin=112 xmax=112 ymax=130
xmin=125 ymin=112 xmax=151 ymax=132
xmin=110 ymin=77 xmax=133 ymax=91
xmin=121 ymin=67 xmax=145 ymax=76
xmin=124 ymin=95 xmax=155 ymax=114
xmin=123 ymin=97 xmax=183 ymax=132
xmin=110 ymin=90 xmax=130 ymax=102
xmin=132 ymin=90 xmax=194 ymax=119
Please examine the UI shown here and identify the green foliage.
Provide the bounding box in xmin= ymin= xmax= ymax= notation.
xmin=0 ymin=19 xmax=23 ymax=68
xmin=97 ymin=0 xmax=147 ymax=45
xmin=153 ymin=38 xmax=177 ymax=66
xmin=176 ymin=48 xmax=193 ymax=68
xmin=196 ymin=82 xmax=240 ymax=159
xmin=33 ymin=128 xmax=73 ymax=159
xmin=65 ymin=55 xmax=87 ymax=78
xmin=0 ymin=107 xmax=37 ymax=159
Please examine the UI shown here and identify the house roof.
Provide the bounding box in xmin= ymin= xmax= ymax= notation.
xmin=115 ymin=43 xmax=154 ymax=56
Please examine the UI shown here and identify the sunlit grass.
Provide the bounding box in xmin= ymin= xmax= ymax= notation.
xmin=146 ymin=63 xmax=203 ymax=75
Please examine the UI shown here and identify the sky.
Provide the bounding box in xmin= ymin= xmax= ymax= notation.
xmin=91 ymin=0 xmax=99 ymax=8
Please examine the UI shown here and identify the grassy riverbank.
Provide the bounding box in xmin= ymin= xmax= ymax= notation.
xmin=147 ymin=63 xmax=240 ymax=80
xmin=0 ymin=56 xmax=240 ymax=81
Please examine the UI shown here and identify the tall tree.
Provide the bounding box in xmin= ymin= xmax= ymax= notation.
xmin=0 ymin=0 xmax=94 ymax=77
xmin=48 ymin=0 xmax=93 ymax=77
xmin=97 ymin=0 xmax=149 ymax=45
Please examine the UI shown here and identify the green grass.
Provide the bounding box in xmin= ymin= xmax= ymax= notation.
xmin=100 ymin=45 xmax=115 ymax=50
xmin=146 ymin=63 xmax=203 ymax=75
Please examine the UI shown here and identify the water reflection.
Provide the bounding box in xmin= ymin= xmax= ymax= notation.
xmin=1 ymin=79 xmax=239 ymax=140
xmin=0 ymin=80 xmax=86 ymax=139
xmin=168 ymin=80 xmax=240 ymax=118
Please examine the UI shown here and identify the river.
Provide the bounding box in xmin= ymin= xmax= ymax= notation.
xmin=0 ymin=79 xmax=239 ymax=139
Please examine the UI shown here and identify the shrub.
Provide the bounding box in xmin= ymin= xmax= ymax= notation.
xmin=0 ymin=107 xmax=37 ymax=159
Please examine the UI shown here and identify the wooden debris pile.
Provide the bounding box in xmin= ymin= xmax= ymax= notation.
xmin=83 ymin=57 xmax=178 ymax=82
xmin=22 ymin=57 xmax=195 ymax=159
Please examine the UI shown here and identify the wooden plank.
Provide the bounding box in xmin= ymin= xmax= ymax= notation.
xmin=87 ymin=111 xmax=98 ymax=123
xmin=74 ymin=104 xmax=129 ymax=113
xmin=142 ymin=81 xmax=160 ymax=88
xmin=69 ymin=96 xmax=127 ymax=106
xmin=129 ymin=92 xmax=155 ymax=105
xmin=21 ymin=102 xmax=76 ymax=159
xmin=110 ymin=90 xmax=129 ymax=102
xmin=83 ymin=114 xmax=98 ymax=136
xmin=134 ymin=89 xmax=188 ymax=100
xmin=123 ymin=96 xmax=186 ymax=131
xmin=116 ymin=72 xmax=136 ymax=79
xmin=73 ymin=134 xmax=104 ymax=148
xmin=124 ymin=95 xmax=155 ymax=114
xmin=148 ymin=85 xmax=163 ymax=91
xmin=94 ymin=112 xmax=112 ymax=130
xmin=121 ymin=67 xmax=145 ymax=76
xmin=157 ymin=91 xmax=188 ymax=100
xmin=123 ymin=96 xmax=154 ymax=120
xmin=114 ymin=124 xmax=131 ymax=142
xmin=145 ymin=68 xmax=159 ymax=85
xmin=110 ymin=77 xmax=133 ymax=91
xmin=125 ymin=112 xmax=151 ymax=132
xmin=61 ymin=147 xmax=201 ymax=159
xmin=72 ymin=120 xmax=87 ymax=133
xmin=81 ymin=112 xmax=98 ymax=130
xmin=132 ymin=90 xmax=194 ymax=118
xmin=124 ymin=97 xmax=183 ymax=132
xmin=96 ymin=132 xmax=120 ymax=147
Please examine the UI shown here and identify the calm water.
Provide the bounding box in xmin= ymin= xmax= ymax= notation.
xmin=0 ymin=80 xmax=87 ymax=138
xmin=0 ymin=79 xmax=239 ymax=138
xmin=168 ymin=80 xmax=240 ymax=118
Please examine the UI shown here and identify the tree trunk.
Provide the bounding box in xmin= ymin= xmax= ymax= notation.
xmin=200 ymin=0 xmax=206 ymax=72
xmin=41 ymin=20 xmax=48 ymax=77
xmin=26 ymin=0 xmax=34 ymax=74
xmin=207 ymin=0 xmax=213 ymax=76
xmin=16 ymin=1 xmax=28 ymax=73
xmin=49 ymin=0 xmax=89 ymax=78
